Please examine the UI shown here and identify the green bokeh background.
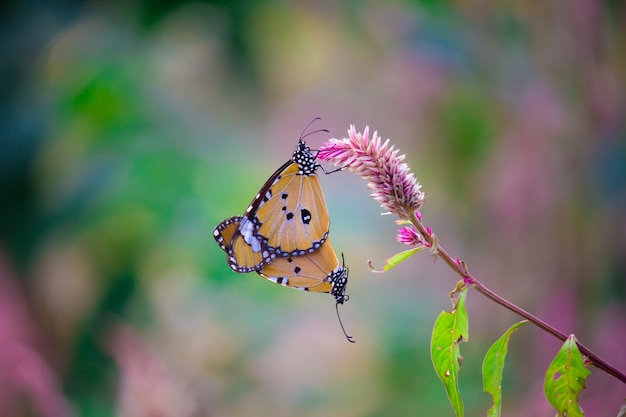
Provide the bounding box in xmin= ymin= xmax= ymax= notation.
xmin=1 ymin=1 xmax=625 ymax=416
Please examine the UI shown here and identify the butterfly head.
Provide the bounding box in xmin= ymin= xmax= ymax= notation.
xmin=293 ymin=117 xmax=329 ymax=176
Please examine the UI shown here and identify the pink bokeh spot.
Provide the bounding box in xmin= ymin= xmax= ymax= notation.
xmin=0 ymin=250 xmax=73 ymax=417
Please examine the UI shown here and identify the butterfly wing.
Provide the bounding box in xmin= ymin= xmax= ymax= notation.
xmin=224 ymin=140 xmax=331 ymax=272
xmin=254 ymin=162 xmax=329 ymax=255
xmin=214 ymin=216 xmax=275 ymax=272
xmin=227 ymin=218 xmax=275 ymax=272
xmin=257 ymin=239 xmax=348 ymax=303
xmin=214 ymin=216 xmax=241 ymax=253
xmin=215 ymin=217 xmax=348 ymax=302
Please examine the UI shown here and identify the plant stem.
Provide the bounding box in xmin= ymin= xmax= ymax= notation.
xmin=410 ymin=212 xmax=626 ymax=384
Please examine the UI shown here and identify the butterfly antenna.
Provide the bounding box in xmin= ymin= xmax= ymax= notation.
xmin=299 ymin=117 xmax=321 ymax=140
xmin=336 ymin=302 xmax=355 ymax=343
xmin=299 ymin=117 xmax=329 ymax=141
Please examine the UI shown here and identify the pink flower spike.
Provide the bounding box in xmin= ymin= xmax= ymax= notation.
xmin=425 ymin=226 xmax=433 ymax=236
xmin=396 ymin=226 xmax=423 ymax=247
xmin=416 ymin=211 xmax=423 ymax=221
xmin=318 ymin=125 xmax=425 ymax=219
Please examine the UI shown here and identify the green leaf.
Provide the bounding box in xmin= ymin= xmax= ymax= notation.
xmin=368 ymin=247 xmax=424 ymax=273
xmin=544 ymin=335 xmax=591 ymax=417
xmin=430 ymin=290 xmax=469 ymax=417
xmin=482 ymin=321 xmax=529 ymax=417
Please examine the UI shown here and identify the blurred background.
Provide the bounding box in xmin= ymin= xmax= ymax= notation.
xmin=1 ymin=0 xmax=625 ymax=416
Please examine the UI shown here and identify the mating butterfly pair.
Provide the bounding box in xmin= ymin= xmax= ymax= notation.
xmin=213 ymin=121 xmax=353 ymax=342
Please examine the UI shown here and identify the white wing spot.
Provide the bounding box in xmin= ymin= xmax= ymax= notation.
xmin=240 ymin=218 xmax=261 ymax=252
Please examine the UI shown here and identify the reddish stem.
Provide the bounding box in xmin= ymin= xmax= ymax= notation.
xmin=410 ymin=213 xmax=626 ymax=385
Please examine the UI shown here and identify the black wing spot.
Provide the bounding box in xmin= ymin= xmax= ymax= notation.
xmin=286 ymin=212 xmax=294 ymax=220
xmin=281 ymin=193 xmax=288 ymax=200
xmin=294 ymin=266 xmax=301 ymax=274
xmin=301 ymin=208 xmax=312 ymax=224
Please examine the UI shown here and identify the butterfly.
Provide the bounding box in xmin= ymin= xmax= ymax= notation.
xmin=214 ymin=119 xmax=335 ymax=273
xmin=214 ymin=215 xmax=353 ymax=342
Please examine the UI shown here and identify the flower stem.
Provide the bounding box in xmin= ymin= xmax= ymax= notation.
xmin=410 ymin=212 xmax=626 ymax=384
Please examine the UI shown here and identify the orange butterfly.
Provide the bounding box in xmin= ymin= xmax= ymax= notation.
xmin=214 ymin=215 xmax=353 ymax=342
xmin=214 ymin=120 xmax=333 ymax=272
